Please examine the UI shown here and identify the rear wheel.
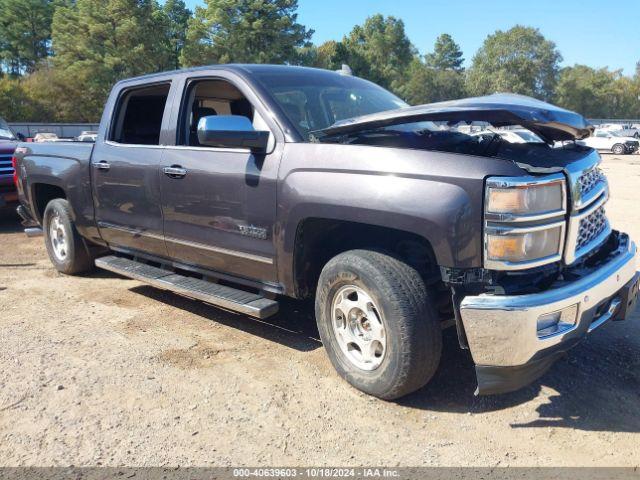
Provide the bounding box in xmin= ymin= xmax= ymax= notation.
xmin=315 ymin=249 xmax=442 ymax=400
xmin=612 ymin=143 xmax=625 ymax=155
xmin=43 ymin=199 xmax=93 ymax=275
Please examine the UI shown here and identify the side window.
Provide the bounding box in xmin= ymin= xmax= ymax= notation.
xmin=110 ymin=83 xmax=171 ymax=145
xmin=179 ymin=79 xmax=256 ymax=147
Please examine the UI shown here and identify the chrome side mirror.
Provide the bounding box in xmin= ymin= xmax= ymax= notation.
xmin=197 ymin=115 xmax=269 ymax=153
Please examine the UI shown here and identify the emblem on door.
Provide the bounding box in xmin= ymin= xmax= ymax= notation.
xmin=238 ymin=225 xmax=268 ymax=240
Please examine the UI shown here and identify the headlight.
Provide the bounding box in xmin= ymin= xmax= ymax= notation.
xmin=484 ymin=174 xmax=567 ymax=270
xmin=486 ymin=177 xmax=565 ymax=220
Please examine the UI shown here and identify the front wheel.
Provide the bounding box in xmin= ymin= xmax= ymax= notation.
xmin=43 ymin=198 xmax=94 ymax=275
xmin=612 ymin=143 xmax=625 ymax=155
xmin=315 ymin=250 xmax=442 ymax=400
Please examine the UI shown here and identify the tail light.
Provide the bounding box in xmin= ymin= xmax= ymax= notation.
xmin=11 ymin=155 xmax=18 ymax=186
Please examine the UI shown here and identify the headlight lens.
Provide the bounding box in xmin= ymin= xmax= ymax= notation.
xmin=487 ymin=181 xmax=564 ymax=216
xmin=484 ymin=174 xmax=567 ymax=269
xmin=486 ymin=225 xmax=564 ymax=263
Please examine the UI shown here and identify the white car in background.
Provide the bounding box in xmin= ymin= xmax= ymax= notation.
xmin=33 ymin=133 xmax=59 ymax=142
xmin=77 ymin=131 xmax=98 ymax=142
xmin=578 ymin=130 xmax=639 ymax=155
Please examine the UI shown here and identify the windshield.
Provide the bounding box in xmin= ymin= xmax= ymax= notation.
xmin=611 ymin=130 xmax=631 ymax=137
xmin=0 ymin=118 xmax=16 ymax=140
xmin=253 ymin=70 xmax=407 ymax=140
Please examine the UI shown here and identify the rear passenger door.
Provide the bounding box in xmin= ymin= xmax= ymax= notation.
xmin=159 ymin=73 xmax=283 ymax=283
xmin=92 ymin=81 xmax=173 ymax=257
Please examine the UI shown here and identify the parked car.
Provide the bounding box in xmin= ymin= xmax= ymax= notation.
xmin=13 ymin=65 xmax=639 ymax=399
xmin=578 ymin=129 xmax=639 ymax=154
xmin=617 ymin=125 xmax=640 ymax=138
xmin=77 ymin=131 xmax=98 ymax=142
xmin=0 ymin=116 xmax=18 ymax=211
xmin=33 ymin=132 xmax=60 ymax=143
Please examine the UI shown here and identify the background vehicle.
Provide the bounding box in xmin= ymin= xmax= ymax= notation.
xmin=0 ymin=117 xmax=18 ymax=212
xmin=617 ymin=125 xmax=640 ymax=138
xmin=77 ymin=131 xmax=98 ymax=142
xmin=13 ymin=65 xmax=640 ymax=400
xmin=578 ymin=129 xmax=639 ymax=154
xmin=33 ymin=132 xmax=60 ymax=142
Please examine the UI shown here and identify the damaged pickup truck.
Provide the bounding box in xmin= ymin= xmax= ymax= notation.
xmin=13 ymin=65 xmax=640 ymax=399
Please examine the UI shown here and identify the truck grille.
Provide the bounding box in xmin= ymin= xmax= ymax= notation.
xmin=0 ymin=153 xmax=14 ymax=177
xmin=578 ymin=166 xmax=604 ymax=197
xmin=576 ymin=205 xmax=607 ymax=251
xmin=565 ymin=154 xmax=611 ymax=264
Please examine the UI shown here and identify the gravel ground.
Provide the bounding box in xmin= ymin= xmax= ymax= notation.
xmin=0 ymin=154 xmax=639 ymax=467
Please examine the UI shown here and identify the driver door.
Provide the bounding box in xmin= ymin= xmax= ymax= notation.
xmin=159 ymin=74 xmax=283 ymax=283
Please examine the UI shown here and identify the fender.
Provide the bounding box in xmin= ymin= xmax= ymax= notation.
xmin=275 ymin=142 xmax=526 ymax=293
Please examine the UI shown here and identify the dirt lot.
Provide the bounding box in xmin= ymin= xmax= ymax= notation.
xmin=0 ymin=154 xmax=639 ymax=467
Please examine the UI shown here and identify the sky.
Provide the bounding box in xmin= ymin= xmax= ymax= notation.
xmin=182 ymin=0 xmax=639 ymax=75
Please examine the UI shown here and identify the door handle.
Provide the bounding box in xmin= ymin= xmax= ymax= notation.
xmin=163 ymin=166 xmax=187 ymax=178
xmin=95 ymin=161 xmax=110 ymax=171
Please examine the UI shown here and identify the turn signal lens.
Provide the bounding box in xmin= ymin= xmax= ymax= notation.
xmin=486 ymin=225 xmax=563 ymax=263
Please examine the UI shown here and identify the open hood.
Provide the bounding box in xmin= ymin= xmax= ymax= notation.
xmin=317 ymin=93 xmax=594 ymax=143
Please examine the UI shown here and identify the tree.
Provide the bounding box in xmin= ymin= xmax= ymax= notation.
xmin=425 ymin=33 xmax=463 ymax=71
xmin=161 ymin=0 xmax=192 ymax=70
xmin=397 ymin=58 xmax=466 ymax=105
xmin=297 ymin=40 xmax=348 ymax=71
xmin=340 ymin=14 xmax=415 ymax=91
xmin=181 ymin=0 xmax=313 ymax=67
xmin=555 ymin=65 xmax=640 ymax=118
xmin=0 ymin=0 xmax=56 ymax=75
xmin=466 ymin=26 xmax=561 ymax=101
xmin=51 ymin=0 xmax=173 ymax=121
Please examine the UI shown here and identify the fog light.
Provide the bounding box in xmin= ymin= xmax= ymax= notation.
xmin=537 ymin=305 xmax=578 ymax=338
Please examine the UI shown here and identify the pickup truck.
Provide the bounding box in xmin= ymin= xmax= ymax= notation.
xmin=13 ymin=65 xmax=640 ymax=399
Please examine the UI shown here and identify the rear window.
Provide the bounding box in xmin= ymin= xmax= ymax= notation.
xmin=110 ymin=83 xmax=170 ymax=145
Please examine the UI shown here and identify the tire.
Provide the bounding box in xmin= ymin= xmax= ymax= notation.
xmin=43 ymin=198 xmax=93 ymax=275
xmin=611 ymin=144 xmax=625 ymax=155
xmin=315 ymin=249 xmax=442 ymax=400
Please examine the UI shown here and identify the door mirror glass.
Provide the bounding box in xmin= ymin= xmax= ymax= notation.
xmin=197 ymin=115 xmax=269 ymax=153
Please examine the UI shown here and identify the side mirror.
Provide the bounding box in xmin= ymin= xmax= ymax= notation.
xmin=16 ymin=133 xmax=25 ymax=141
xmin=197 ymin=115 xmax=269 ymax=153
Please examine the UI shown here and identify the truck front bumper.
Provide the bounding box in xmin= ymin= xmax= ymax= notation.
xmin=460 ymin=232 xmax=639 ymax=395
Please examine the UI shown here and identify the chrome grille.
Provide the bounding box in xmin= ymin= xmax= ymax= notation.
xmin=0 ymin=153 xmax=14 ymax=177
xmin=577 ymin=166 xmax=604 ymax=197
xmin=565 ymin=153 xmax=612 ymax=264
xmin=576 ymin=205 xmax=607 ymax=251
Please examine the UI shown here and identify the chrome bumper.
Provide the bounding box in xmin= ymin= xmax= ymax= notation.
xmin=460 ymin=233 xmax=638 ymax=370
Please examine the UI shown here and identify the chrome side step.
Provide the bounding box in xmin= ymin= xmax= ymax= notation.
xmin=95 ymin=255 xmax=279 ymax=319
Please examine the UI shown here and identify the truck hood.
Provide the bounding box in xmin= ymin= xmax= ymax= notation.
xmin=318 ymin=93 xmax=594 ymax=143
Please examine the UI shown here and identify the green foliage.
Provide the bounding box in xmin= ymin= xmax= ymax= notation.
xmin=425 ymin=33 xmax=464 ymax=71
xmin=339 ymin=14 xmax=415 ymax=91
xmin=162 ymin=0 xmax=192 ymax=70
xmin=466 ymin=26 xmax=561 ymax=101
xmin=50 ymin=0 xmax=174 ymax=121
xmin=0 ymin=0 xmax=56 ymax=75
xmin=398 ymin=58 xmax=466 ymax=105
xmin=181 ymin=0 xmax=313 ymax=66
xmin=2 ymin=2 xmax=640 ymax=122
xmin=555 ymin=65 xmax=640 ymax=118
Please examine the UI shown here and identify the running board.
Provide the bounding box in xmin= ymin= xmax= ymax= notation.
xmin=95 ymin=255 xmax=279 ymax=319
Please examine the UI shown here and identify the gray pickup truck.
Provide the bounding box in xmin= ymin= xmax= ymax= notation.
xmin=13 ymin=65 xmax=639 ymax=399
